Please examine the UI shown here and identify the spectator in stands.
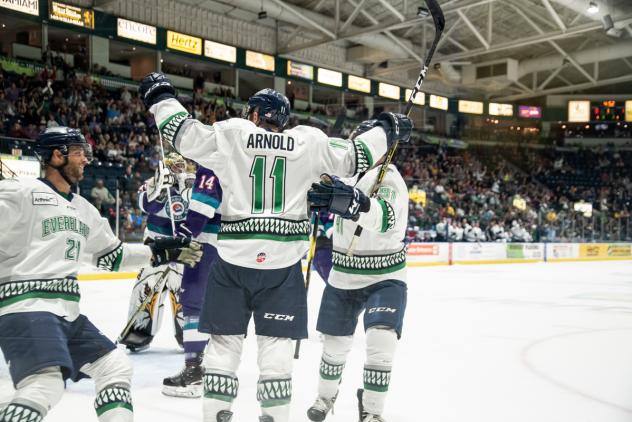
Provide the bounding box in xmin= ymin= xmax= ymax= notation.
xmin=90 ymin=179 xmax=116 ymax=214
xmin=120 ymin=87 xmax=132 ymax=105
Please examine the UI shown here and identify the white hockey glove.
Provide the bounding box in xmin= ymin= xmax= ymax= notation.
xmin=146 ymin=161 xmax=175 ymax=202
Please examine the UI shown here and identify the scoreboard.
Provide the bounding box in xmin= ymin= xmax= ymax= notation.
xmin=591 ymin=100 xmax=625 ymax=121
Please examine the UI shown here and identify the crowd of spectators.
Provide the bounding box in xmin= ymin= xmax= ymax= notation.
xmin=1 ymin=60 xmax=631 ymax=243
xmin=401 ymin=142 xmax=632 ymax=242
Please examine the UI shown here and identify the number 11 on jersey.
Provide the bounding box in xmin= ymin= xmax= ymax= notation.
xmin=250 ymin=156 xmax=286 ymax=214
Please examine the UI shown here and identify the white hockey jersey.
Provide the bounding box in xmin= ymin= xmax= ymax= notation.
xmin=328 ymin=165 xmax=409 ymax=289
xmin=151 ymin=98 xmax=387 ymax=269
xmin=0 ymin=177 xmax=152 ymax=320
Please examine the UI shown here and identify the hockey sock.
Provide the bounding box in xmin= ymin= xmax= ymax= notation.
xmin=257 ymin=336 xmax=294 ymax=422
xmin=203 ymin=372 xmax=239 ymax=421
xmin=318 ymin=335 xmax=353 ymax=399
xmin=183 ymin=315 xmax=209 ymax=363
xmin=362 ymin=327 xmax=397 ymax=415
xmin=0 ymin=403 xmax=43 ymax=422
xmin=1 ymin=366 xmax=65 ymax=422
xmin=257 ymin=377 xmax=292 ymax=421
xmin=80 ymin=349 xmax=134 ymax=422
xmin=94 ymin=384 xmax=133 ymax=422
xmin=203 ymin=335 xmax=244 ymax=422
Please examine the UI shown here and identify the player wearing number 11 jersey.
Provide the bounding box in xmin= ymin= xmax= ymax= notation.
xmin=139 ymin=72 xmax=411 ymax=422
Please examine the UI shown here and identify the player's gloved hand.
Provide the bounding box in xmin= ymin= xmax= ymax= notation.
xmin=145 ymin=161 xmax=174 ymax=202
xmin=148 ymin=236 xmax=203 ymax=267
xmin=139 ymin=72 xmax=176 ymax=108
xmin=375 ymin=112 xmax=413 ymax=147
xmin=308 ymin=174 xmax=370 ymax=220
xmin=349 ymin=119 xmax=379 ymax=140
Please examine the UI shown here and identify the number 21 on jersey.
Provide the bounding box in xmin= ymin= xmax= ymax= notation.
xmin=250 ymin=156 xmax=286 ymax=214
xmin=65 ymin=238 xmax=81 ymax=261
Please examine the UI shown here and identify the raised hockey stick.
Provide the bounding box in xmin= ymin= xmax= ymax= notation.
xmin=346 ymin=0 xmax=445 ymax=255
xmin=117 ymin=266 xmax=172 ymax=344
xmin=294 ymin=213 xmax=320 ymax=359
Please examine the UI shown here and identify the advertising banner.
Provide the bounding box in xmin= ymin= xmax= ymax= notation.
xmin=506 ymin=243 xmax=543 ymax=259
xmin=117 ymin=18 xmax=156 ymax=45
xmin=579 ymin=243 xmax=632 ymax=259
xmin=406 ymin=243 xmax=449 ymax=265
xmin=49 ymin=1 xmax=94 ymax=29
xmin=0 ymin=0 xmax=38 ymax=16
xmin=167 ymin=30 xmax=202 ymax=55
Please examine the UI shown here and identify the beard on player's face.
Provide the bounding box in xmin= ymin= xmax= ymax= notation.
xmin=51 ymin=147 xmax=87 ymax=184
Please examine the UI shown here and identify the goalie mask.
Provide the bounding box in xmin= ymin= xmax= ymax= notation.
xmin=164 ymin=152 xmax=187 ymax=174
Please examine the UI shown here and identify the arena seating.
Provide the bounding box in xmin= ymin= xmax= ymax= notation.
xmin=1 ymin=58 xmax=630 ymax=243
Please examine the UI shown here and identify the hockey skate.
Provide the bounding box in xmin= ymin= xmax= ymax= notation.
xmin=118 ymin=329 xmax=153 ymax=353
xmin=216 ymin=410 xmax=233 ymax=422
xmin=162 ymin=358 xmax=204 ymax=398
xmin=357 ymin=389 xmax=386 ymax=422
xmin=307 ymin=393 xmax=337 ymax=421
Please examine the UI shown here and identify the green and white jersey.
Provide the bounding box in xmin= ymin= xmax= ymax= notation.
xmin=0 ymin=177 xmax=152 ymax=320
xmin=329 ymin=165 xmax=409 ymax=289
xmin=151 ymin=98 xmax=387 ymax=269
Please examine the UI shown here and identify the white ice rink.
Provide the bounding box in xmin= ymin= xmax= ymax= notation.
xmin=2 ymin=261 xmax=632 ymax=422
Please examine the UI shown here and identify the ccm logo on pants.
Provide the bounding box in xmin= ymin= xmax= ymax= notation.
xmin=367 ymin=307 xmax=397 ymax=314
xmin=264 ymin=313 xmax=295 ymax=321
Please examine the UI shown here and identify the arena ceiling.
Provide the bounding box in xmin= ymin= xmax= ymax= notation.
xmin=169 ymin=0 xmax=632 ymax=99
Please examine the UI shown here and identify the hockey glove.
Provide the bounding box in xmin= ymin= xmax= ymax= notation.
xmin=139 ymin=72 xmax=176 ymax=108
xmin=148 ymin=236 xmax=203 ymax=267
xmin=308 ymin=174 xmax=370 ymax=220
xmin=145 ymin=161 xmax=175 ymax=202
xmin=349 ymin=119 xmax=379 ymax=140
xmin=376 ymin=112 xmax=413 ymax=147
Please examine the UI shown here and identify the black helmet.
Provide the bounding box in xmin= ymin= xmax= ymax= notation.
xmin=246 ymin=88 xmax=291 ymax=129
xmin=35 ymin=127 xmax=93 ymax=163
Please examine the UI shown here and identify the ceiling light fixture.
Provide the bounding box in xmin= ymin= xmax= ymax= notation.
xmin=587 ymin=1 xmax=599 ymax=14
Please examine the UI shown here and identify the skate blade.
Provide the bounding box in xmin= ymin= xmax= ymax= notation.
xmin=161 ymin=385 xmax=202 ymax=398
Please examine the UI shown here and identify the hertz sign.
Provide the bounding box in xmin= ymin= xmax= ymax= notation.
xmin=49 ymin=1 xmax=94 ymax=29
xmin=167 ymin=30 xmax=202 ymax=55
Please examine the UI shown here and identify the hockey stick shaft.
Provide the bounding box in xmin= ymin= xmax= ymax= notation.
xmin=118 ymin=266 xmax=172 ymax=343
xmin=294 ymin=213 xmax=320 ymax=359
xmin=346 ymin=0 xmax=445 ymax=255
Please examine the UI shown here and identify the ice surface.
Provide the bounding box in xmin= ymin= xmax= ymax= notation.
xmin=2 ymin=261 xmax=632 ymax=422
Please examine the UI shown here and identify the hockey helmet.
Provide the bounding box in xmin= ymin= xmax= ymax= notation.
xmin=164 ymin=152 xmax=187 ymax=174
xmin=35 ymin=126 xmax=93 ymax=164
xmin=245 ymin=88 xmax=291 ymax=130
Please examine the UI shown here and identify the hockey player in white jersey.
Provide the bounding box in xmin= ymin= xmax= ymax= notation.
xmin=0 ymin=127 xmax=202 ymax=422
xmin=138 ymin=72 xmax=412 ymax=422
xmin=305 ymin=121 xmax=411 ymax=422
xmin=119 ymin=152 xmax=194 ymax=352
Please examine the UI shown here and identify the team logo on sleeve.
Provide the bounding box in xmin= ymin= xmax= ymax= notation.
xmin=164 ymin=194 xmax=188 ymax=221
xmin=256 ymin=252 xmax=267 ymax=263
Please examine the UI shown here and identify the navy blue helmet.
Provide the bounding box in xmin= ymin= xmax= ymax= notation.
xmin=246 ymin=88 xmax=291 ymax=129
xmin=35 ymin=127 xmax=93 ymax=163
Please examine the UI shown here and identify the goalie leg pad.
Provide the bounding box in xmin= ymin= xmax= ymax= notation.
xmin=80 ymin=349 xmax=133 ymax=421
xmin=203 ymin=335 xmax=244 ymax=422
xmin=362 ymin=327 xmax=397 ymax=415
xmin=3 ymin=366 xmax=65 ymax=420
xmin=256 ymin=336 xmax=293 ymax=422
xmin=318 ymin=334 xmax=353 ymax=399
